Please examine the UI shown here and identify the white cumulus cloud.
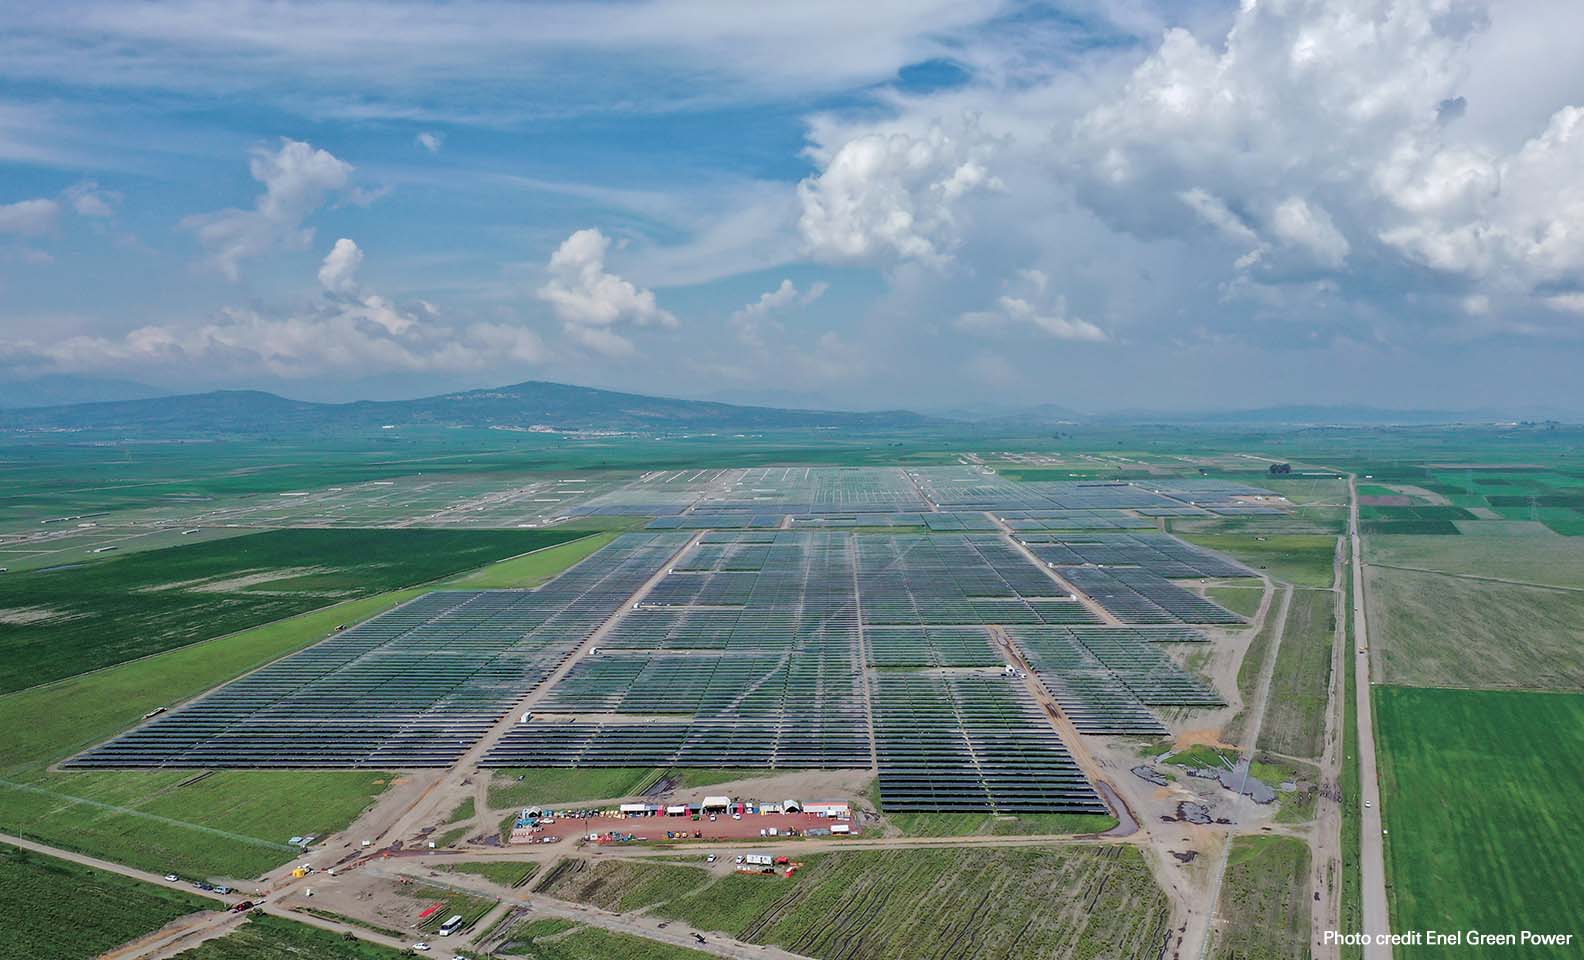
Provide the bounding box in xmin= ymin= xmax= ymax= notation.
xmin=182 ymin=138 xmax=357 ymax=280
xmin=415 ymin=131 xmax=444 ymax=153
xmin=798 ymin=117 xmax=1002 ymax=266
xmin=0 ymin=197 xmax=60 ymax=235
xmin=318 ymin=237 xmax=364 ymax=295
xmin=536 ymin=228 xmax=677 ymax=357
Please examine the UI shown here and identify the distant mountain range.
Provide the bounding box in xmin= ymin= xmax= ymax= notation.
xmin=0 ymin=376 xmax=1566 ymax=437
xmin=0 ymin=379 xmax=942 ymax=435
xmin=0 ymin=374 xmax=169 ymax=409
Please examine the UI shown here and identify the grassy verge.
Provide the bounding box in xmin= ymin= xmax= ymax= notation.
xmin=1206 ymin=585 xmax=1266 ymax=619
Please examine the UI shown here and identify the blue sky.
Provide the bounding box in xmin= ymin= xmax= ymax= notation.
xmin=3 ymin=0 xmax=1584 ymax=412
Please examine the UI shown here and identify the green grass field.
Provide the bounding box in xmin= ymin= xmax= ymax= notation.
xmin=1207 ymin=584 xmax=1265 ymax=619
xmin=446 ymin=859 xmax=540 ymax=889
xmin=488 ymin=768 xmax=662 ymax=810
xmin=0 ymin=842 xmax=213 ymax=960
xmin=1376 ymin=686 xmax=1584 ymax=956
xmin=1365 ymin=564 xmax=1584 ymax=689
xmin=1211 ymin=835 xmax=1312 ymax=960
xmin=1178 ymin=533 xmax=1338 ymax=588
xmin=1258 ymin=587 xmax=1337 ymax=760
xmin=171 ymin=914 xmax=409 ymax=959
xmin=0 ymin=527 xmax=582 ymax=691
xmin=443 ymin=533 xmax=615 ymax=588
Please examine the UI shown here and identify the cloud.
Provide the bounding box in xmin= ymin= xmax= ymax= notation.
xmin=1270 ymin=197 xmax=1350 ymax=268
xmin=415 ymin=131 xmax=444 ymax=153
xmin=65 ymin=181 xmax=120 ymax=218
xmin=798 ymin=116 xmax=1003 ymax=266
xmin=729 ymin=278 xmax=828 ymax=347
xmin=182 ymin=138 xmax=356 ymax=280
xmin=3 ymin=244 xmax=546 ymax=379
xmin=318 ymin=237 xmax=364 ymax=295
xmin=0 ymin=2 xmax=1004 ymax=120
xmin=536 ymin=228 xmax=677 ymax=357
xmin=0 ymin=198 xmax=60 ymax=235
xmin=957 ymin=270 xmax=1107 ymax=343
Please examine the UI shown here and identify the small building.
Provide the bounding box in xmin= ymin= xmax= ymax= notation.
xmin=620 ymin=802 xmax=659 ymax=817
xmin=665 ymin=804 xmax=690 ymax=816
xmin=701 ymin=795 xmax=733 ymax=813
xmin=803 ymin=801 xmax=850 ymax=818
xmin=781 ymin=799 xmax=802 ymax=813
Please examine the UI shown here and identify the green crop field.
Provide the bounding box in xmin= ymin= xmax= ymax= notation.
xmin=1376 ymin=686 xmax=1584 ymax=957
xmin=0 ymin=527 xmax=583 ymax=691
xmin=444 ymin=533 xmax=615 ymax=588
xmin=1210 ymin=836 xmax=1311 ymax=960
xmin=0 ymin=842 xmax=213 ymax=960
xmin=1258 ymin=587 xmax=1337 ymax=759
xmin=171 ymin=914 xmax=409 ymax=959
xmin=1365 ymin=526 xmax=1584 ymax=589
xmin=534 ymin=858 xmax=713 ymax=912
xmin=501 ymin=920 xmax=714 ymax=959
xmin=1207 ymin=584 xmax=1265 ymax=619
xmin=656 ymin=846 xmax=1170 ymax=960
xmin=1365 ymin=564 xmax=1584 ymax=689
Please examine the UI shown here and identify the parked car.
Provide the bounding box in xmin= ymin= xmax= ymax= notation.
xmin=411 ymin=944 xmax=431 ymax=952
xmin=164 ymin=873 xmax=179 ymax=882
xmin=232 ymin=901 xmax=254 ymax=912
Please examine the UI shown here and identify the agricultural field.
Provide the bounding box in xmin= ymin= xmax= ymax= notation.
xmin=1366 ymin=524 xmax=1584 ymax=589
xmin=1375 ymin=687 xmax=1584 ymax=957
xmin=0 ymin=527 xmax=584 ymax=691
xmin=1210 ymin=836 xmax=1312 ymax=960
xmin=1364 ymin=564 xmax=1584 ymax=690
xmin=1258 ymin=587 xmax=1337 ymax=759
xmin=501 ymin=920 xmax=715 ymax=959
xmin=171 ymin=914 xmax=410 ymax=959
xmin=0 ymin=842 xmax=212 ymax=960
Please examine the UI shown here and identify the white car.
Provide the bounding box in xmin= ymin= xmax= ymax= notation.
xmin=1364 ymin=800 xmax=1372 ymax=808
xmin=731 ymin=813 xmax=742 ymax=820
xmin=164 ymin=873 xmax=179 ymax=882
xmin=706 ymin=854 xmax=717 ymax=864
xmin=412 ymin=943 xmax=431 ymax=952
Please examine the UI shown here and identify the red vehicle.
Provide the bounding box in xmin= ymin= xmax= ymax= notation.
xmin=232 ymin=901 xmax=255 ymax=912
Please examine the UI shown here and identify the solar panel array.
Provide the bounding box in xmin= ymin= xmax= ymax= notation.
xmin=855 ymin=534 xmax=1099 ymax=626
xmin=1058 ymin=567 xmax=1244 ymax=624
xmin=1016 ymin=532 xmax=1255 ymax=578
xmin=871 ymin=672 xmax=1106 ymax=813
xmin=1010 ymin=626 xmax=1224 ymax=735
xmin=68 ymin=533 xmax=691 ymax=768
xmin=482 ymin=531 xmax=870 ymax=769
xmin=74 ymin=522 xmax=1245 ymax=815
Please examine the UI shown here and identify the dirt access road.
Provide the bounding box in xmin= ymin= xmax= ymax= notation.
xmin=1349 ymin=475 xmax=1393 ymax=959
